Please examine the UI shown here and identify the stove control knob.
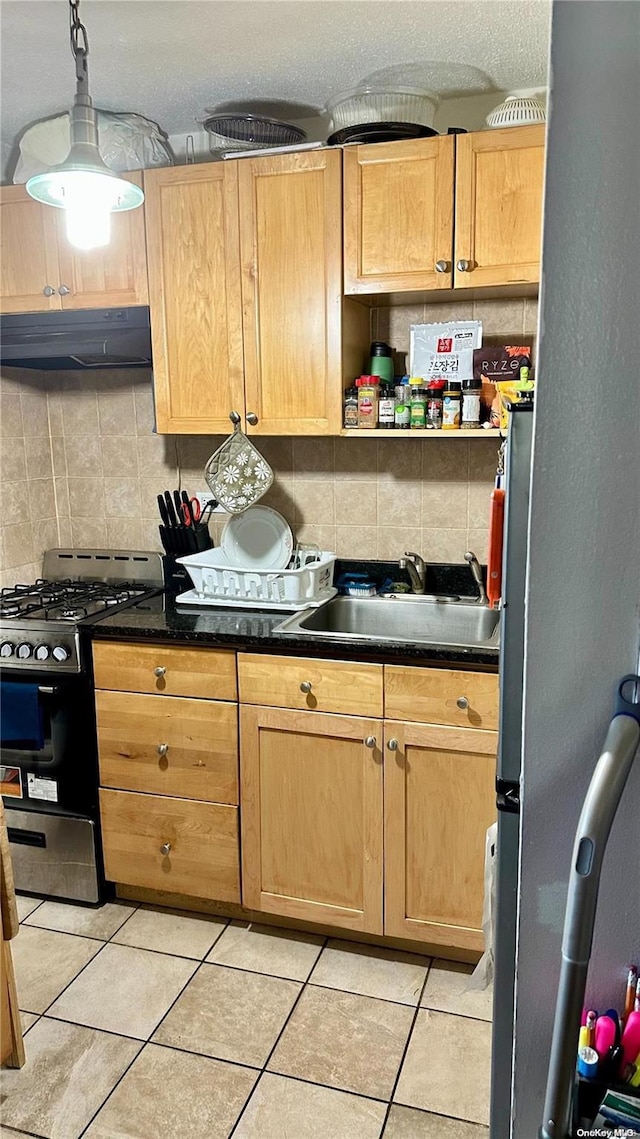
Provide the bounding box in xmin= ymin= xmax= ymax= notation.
xmin=16 ymin=642 xmax=34 ymax=660
xmin=0 ymin=641 xmax=14 ymax=658
xmin=35 ymin=644 xmax=50 ymax=662
xmin=52 ymin=645 xmax=70 ymax=663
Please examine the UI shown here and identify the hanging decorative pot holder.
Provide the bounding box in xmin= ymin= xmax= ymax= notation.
xmin=204 ymin=412 xmax=274 ymax=514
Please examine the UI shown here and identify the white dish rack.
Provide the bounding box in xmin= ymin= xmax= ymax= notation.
xmin=176 ymin=549 xmax=336 ymax=610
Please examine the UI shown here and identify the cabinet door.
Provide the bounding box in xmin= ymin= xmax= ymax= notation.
xmin=343 ymin=137 xmax=454 ymax=294
xmin=384 ymin=721 xmax=496 ymax=951
xmin=239 ymin=150 xmax=343 ymax=435
xmin=454 ymin=125 xmax=546 ymax=288
xmin=0 ymin=186 xmax=61 ymax=313
xmin=240 ymin=705 xmax=383 ymax=932
xmin=56 ymin=171 xmax=148 ymax=309
xmin=144 ymin=163 xmax=245 ymax=433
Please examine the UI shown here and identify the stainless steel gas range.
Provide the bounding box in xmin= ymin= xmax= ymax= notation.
xmin=0 ymin=549 xmax=164 ymax=903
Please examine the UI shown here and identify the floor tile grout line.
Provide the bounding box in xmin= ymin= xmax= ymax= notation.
xmin=22 ymin=912 xmax=229 ymax=964
xmin=378 ymin=956 xmax=435 ymax=1136
xmin=76 ymin=948 xmax=210 ymax=1139
xmin=226 ymin=935 xmax=330 ymax=1139
xmin=37 ymin=939 xmax=109 ymax=1020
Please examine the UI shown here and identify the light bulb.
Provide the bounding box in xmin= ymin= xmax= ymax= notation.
xmin=61 ymin=171 xmax=122 ymax=250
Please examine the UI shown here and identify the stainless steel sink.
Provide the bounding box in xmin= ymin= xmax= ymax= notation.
xmin=275 ymin=594 xmax=500 ymax=649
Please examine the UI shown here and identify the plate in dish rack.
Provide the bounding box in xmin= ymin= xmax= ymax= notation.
xmin=220 ymin=506 xmax=294 ymax=570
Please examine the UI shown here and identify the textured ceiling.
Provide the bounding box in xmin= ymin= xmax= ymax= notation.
xmin=1 ymin=0 xmax=551 ymax=149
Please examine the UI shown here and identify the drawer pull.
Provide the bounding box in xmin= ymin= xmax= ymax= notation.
xmin=364 ymin=735 xmax=377 ymax=749
xmin=160 ymin=842 xmax=171 ymax=856
xmin=157 ymin=743 xmax=169 ymax=757
xmin=154 ymin=666 xmax=166 ymax=678
xmin=300 ymin=680 xmax=312 ymax=694
xmin=457 ymin=696 xmax=469 ymax=710
xmin=387 ymin=738 xmax=399 ymax=752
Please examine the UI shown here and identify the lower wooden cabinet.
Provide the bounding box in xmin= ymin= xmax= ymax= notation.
xmin=240 ymin=705 xmax=384 ymax=933
xmin=383 ymin=721 xmax=497 ymax=951
xmin=100 ymin=788 xmax=240 ymax=902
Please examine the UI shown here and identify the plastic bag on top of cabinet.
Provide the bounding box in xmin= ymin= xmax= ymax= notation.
xmin=13 ymin=111 xmax=173 ymax=182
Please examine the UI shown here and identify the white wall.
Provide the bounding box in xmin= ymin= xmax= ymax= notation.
xmin=513 ymin=3 xmax=640 ymax=1134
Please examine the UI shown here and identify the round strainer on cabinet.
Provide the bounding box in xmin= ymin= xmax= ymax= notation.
xmin=486 ymin=93 xmax=546 ymax=129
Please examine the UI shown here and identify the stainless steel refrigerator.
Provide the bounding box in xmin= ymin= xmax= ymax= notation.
xmin=489 ymin=401 xmax=534 ymax=1137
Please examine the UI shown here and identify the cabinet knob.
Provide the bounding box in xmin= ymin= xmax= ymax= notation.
xmin=457 ymin=695 xmax=469 ymax=710
xmin=229 ymin=410 xmax=241 ymax=426
xmin=157 ymin=743 xmax=169 ymax=756
xmin=300 ymin=680 xmax=312 ymax=694
xmin=456 ymin=259 xmax=471 ymax=272
xmin=364 ymin=735 xmax=377 ymax=749
xmin=154 ymin=666 xmax=166 ymax=678
xmin=434 ymin=260 xmax=449 ymax=273
xmin=160 ymin=842 xmax=171 ymax=856
xmin=58 ymin=284 xmax=71 ymax=296
xmin=246 ymin=412 xmax=259 ymax=426
xmin=43 ymin=285 xmax=55 ymax=297
xmin=387 ymin=738 xmax=399 ymax=751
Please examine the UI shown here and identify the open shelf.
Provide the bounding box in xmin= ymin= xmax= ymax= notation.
xmin=339 ymin=428 xmax=500 ymax=439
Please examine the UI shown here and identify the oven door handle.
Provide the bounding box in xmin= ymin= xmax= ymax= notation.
xmin=37 ymin=686 xmax=57 ymax=696
xmin=7 ymin=827 xmax=47 ymax=848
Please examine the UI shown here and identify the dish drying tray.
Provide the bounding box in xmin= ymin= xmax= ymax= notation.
xmin=175 ymin=549 xmax=336 ymax=610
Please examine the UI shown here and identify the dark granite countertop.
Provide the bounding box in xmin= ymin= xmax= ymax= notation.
xmin=89 ymin=591 xmax=500 ymax=671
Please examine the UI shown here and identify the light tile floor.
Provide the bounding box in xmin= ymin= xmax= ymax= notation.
xmin=2 ymin=897 xmax=492 ymax=1138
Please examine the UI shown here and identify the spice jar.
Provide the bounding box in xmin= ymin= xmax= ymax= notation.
xmin=356 ymin=375 xmax=379 ymax=429
xmin=442 ymin=380 xmax=462 ymax=430
xmin=426 ymin=379 xmax=446 ymax=429
xmin=378 ymin=383 xmax=395 ymax=429
xmin=394 ymin=377 xmax=411 ymax=430
xmin=461 ymin=377 xmax=481 ymax=429
xmin=409 ymin=377 xmax=427 ymax=430
xmin=343 ymin=386 xmax=358 ymax=429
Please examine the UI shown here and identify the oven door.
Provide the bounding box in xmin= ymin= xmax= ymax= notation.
xmin=1 ymin=671 xmax=102 ymax=903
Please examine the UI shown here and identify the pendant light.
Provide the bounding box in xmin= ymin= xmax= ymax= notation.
xmin=26 ymin=0 xmax=143 ymax=250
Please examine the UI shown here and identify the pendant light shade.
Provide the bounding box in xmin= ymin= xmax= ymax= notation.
xmin=25 ymin=1 xmax=143 ymax=249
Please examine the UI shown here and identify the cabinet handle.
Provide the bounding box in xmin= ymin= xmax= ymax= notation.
xmin=160 ymin=842 xmax=171 ymax=856
xmin=387 ymin=738 xmax=399 ymax=751
xmin=246 ymin=412 xmax=259 ymax=426
xmin=157 ymin=743 xmax=169 ymax=756
xmin=43 ymin=285 xmax=55 ymax=297
xmin=300 ymin=681 xmax=312 ymax=694
xmin=154 ymin=666 xmax=166 ymax=678
xmin=229 ymin=410 xmax=241 ymax=426
xmin=58 ymin=284 xmax=71 ymax=296
xmin=434 ymin=260 xmax=449 ymax=273
xmin=364 ymin=735 xmax=377 ymax=749
xmin=457 ymin=695 xmax=469 ymax=710
xmin=456 ymin=259 xmax=471 ymax=272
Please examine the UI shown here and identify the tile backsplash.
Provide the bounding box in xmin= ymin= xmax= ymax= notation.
xmin=0 ymin=295 xmax=537 ymax=585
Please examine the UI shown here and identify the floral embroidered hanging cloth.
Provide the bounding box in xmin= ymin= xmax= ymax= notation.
xmin=204 ymin=423 xmax=274 ymax=514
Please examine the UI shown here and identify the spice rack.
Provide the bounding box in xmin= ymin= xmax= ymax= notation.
xmin=339 ymin=428 xmax=498 ymax=438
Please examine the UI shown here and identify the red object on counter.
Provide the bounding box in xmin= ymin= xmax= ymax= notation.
xmin=487 ymin=487 xmax=505 ymax=609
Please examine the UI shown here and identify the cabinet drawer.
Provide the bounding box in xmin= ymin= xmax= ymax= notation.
xmin=93 ymin=641 xmax=237 ymax=700
xmin=99 ymin=788 xmax=240 ymax=902
xmin=384 ymin=666 xmax=498 ymax=729
xmin=238 ymin=653 xmax=383 ymax=717
xmin=97 ymin=690 xmax=238 ymax=804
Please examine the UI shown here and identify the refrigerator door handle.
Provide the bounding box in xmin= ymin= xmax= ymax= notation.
xmin=539 ymin=676 xmax=640 ymax=1139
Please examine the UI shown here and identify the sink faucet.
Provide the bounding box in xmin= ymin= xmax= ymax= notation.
xmin=464 ymin=551 xmax=488 ymax=605
xmin=399 ymin=551 xmax=427 ymax=594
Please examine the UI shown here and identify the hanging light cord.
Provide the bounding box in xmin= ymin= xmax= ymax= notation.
xmin=69 ymin=0 xmax=89 ymax=93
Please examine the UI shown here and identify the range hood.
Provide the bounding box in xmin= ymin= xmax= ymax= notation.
xmin=0 ymin=307 xmax=152 ymax=370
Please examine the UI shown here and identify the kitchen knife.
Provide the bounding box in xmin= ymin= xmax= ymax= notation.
xmin=164 ymin=490 xmax=179 ymax=529
xmin=157 ymin=494 xmax=171 ymax=529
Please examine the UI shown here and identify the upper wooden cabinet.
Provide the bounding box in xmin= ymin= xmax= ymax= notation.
xmin=344 ymin=136 xmax=455 ymax=293
xmin=454 ymin=125 xmax=546 ymax=288
xmin=238 ymin=149 xmax=344 ymax=435
xmin=144 ymin=163 xmax=245 ymax=434
xmin=343 ymin=125 xmax=545 ymax=295
xmin=0 ymin=175 xmax=148 ymax=315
